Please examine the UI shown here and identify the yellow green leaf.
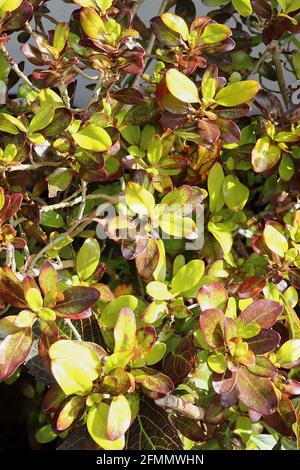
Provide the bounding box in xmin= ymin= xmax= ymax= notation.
xmin=161 ymin=13 xmax=189 ymax=41
xmin=80 ymin=7 xmax=106 ymax=39
xmin=146 ymin=281 xmax=173 ymax=300
xmin=231 ymin=0 xmax=252 ymax=16
xmin=165 ymin=68 xmax=199 ymax=103
xmin=76 ymin=238 xmax=101 ymax=281
xmin=215 ymin=80 xmax=259 ymax=107
xmin=208 ymin=162 xmax=225 ymax=213
xmin=73 ymin=124 xmax=112 ymax=152
xmin=114 ymin=308 xmax=136 ymax=353
xmin=125 ymin=182 xmax=155 ymax=217
xmin=222 ymin=175 xmax=249 ymax=212
xmin=264 ymin=225 xmax=288 ymax=257
xmin=107 ymin=395 xmax=131 ymax=440
xmin=49 ymin=340 xmax=101 ymax=395
xmin=29 ymin=105 xmax=55 ymax=133
xmin=24 ymin=288 xmax=43 ymax=312
xmin=199 ymin=24 xmax=231 ymax=44
xmin=87 ymin=403 xmax=125 ymax=450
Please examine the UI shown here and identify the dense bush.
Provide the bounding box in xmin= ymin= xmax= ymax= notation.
xmin=0 ymin=0 xmax=300 ymax=451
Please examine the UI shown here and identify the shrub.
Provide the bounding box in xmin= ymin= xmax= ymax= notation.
xmin=0 ymin=0 xmax=300 ymax=451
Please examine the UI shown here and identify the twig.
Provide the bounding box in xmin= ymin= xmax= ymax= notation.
xmin=0 ymin=44 xmax=40 ymax=93
xmin=155 ymin=395 xmax=205 ymax=421
xmin=72 ymin=65 xmax=99 ymax=81
xmin=64 ymin=319 xmax=82 ymax=341
xmin=250 ymin=47 xmax=271 ymax=77
xmin=132 ymin=0 xmax=171 ymax=89
xmin=77 ymin=180 xmax=88 ymax=221
xmin=6 ymin=162 xmax=61 ymax=172
xmin=271 ymin=41 xmax=289 ymax=109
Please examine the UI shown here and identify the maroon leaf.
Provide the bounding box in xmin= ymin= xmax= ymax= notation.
xmin=0 ymin=267 xmax=27 ymax=308
xmin=199 ymin=308 xmax=225 ymax=348
xmin=197 ymin=282 xmax=228 ymax=311
xmin=263 ymin=396 xmax=296 ymax=436
xmin=42 ymin=384 xmax=66 ymax=413
xmin=251 ymin=0 xmax=272 ymax=19
xmin=0 ymin=326 xmax=33 ymax=380
xmin=239 ymin=299 xmax=282 ymax=328
xmin=2 ymin=1 xmax=33 ymax=31
xmin=246 ymin=356 xmax=278 ymax=378
xmin=135 ymin=238 xmax=159 ymax=281
xmin=55 ymin=286 xmax=100 ymax=316
xmin=246 ymin=329 xmax=280 ymax=354
xmin=132 ymin=367 xmax=174 ymax=399
xmin=111 ymin=88 xmax=144 ymax=105
xmin=212 ymin=369 xmax=237 ymax=395
xmin=238 ymin=277 xmax=266 ymax=299
xmin=170 ymin=415 xmax=207 ymax=443
xmin=236 ymin=367 xmax=278 ymax=416
xmin=162 ymin=334 xmax=196 ymax=386
xmin=38 ymin=262 xmax=58 ymax=307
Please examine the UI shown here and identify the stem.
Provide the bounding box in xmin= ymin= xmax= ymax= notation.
xmin=6 ymin=162 xmax=61 ymax=172
xmin=77 ymin=180 xmax=87 ymax=221
xmin=132 ymin=0 xmax=171 ymax=89
xmin=271 ymin=41 xmax=289 ymax=109
xmin=155 ymin=395 xmax=205 ymax=421
xmin=64 ymin=319 xmax=82 ymax=341
xmin=250 ymin=47 xmax=270 ymax=77
xmin=0 ymin=44 xmax=40 ymax=93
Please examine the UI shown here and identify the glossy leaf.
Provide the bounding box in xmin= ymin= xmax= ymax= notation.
xmin=165 ymin=69 xmax=199 ymax=103
xmin=76 ymin=238 xmax=101 ymax=281
xmin=215 ymin=81 xmax=259 ymax=106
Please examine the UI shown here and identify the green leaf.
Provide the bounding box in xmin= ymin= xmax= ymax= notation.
xmin=96 ymin=0 xmax=113 ymax=11
xmin=161 ymin=12 xmax=189 ymax=41
xmin=146 ymin=281 xmax=173 ymax=300
xmin=252 ymin=136 xmax=281 ymax=173
xmin=208 ymin=163 xmax=225 ymax=213
xmin=208 ymin=352 xmax=227 ymax=373
xmin=208 ymin=222 xmax=233 ymax=255
xmin=231 ymin=0 xmax=252 ymax=16
xmin=0 ymin=0 xmax=21 ymax=17
xmin=48 ymin=168 xmax=72 ymax=198
xmin=165 ymin=68 xmax=199 ymax=103
xmin=76 ymin=238 xmax=100 ymax=281
xmin=199 ymin=308 xmax=225 ymax=348
xmin=171 ymin=259 xmax=205 ymax=296
xmin=29 ymin=104 xmax=55 ymax=133
xmin=199 ymin=24 xmax=231 ymax=44
xmin=40 ymin=211 xmax=64 ymax=228
xmin=276 ymin=339 xmax=300 ymax=367
xmin=141 ymin=301 xmax=168 ymax=324
xmin=215 ymin=80 xmax=259 ymax=106
xmin=264 ymin=224 xmax=288 ymax=257
xmin=49 ymin=340 xmax=101 ymax=395
xmin=24 ymin=287 xmax=43 ymax=312
xmin=145 ymin=343 xmax=167 ymax=366
xmin=35 ymin=424 xmax=57 ymax=444
xmin=80 ymin=7 xmax=106 ymax=39
xmin=107 ymin=394 xmax=131 ymax=440
xmin=125 ymin=182 xmax=155 ymax=217
xmin=73 ymin=124 xmax=112 ymax=152
xmin=53 ymin=23 xmax=68 ymax=53
xmin=103 ymin=351 xmax=132 ymax=374
xmin=87 ymin=402 xmax=125 ymax=450
xmin=202 ymin=65 xmax=218 ymax=101
xmin=279 ymin=154 xmax=294 ymax=182
xmin=114 ymin=308 xmax=136 ymax=353
xmin=100 ymin=295 xmax=138 ymax=328
xmin=222 ymin=175 xmax=249 ymax=212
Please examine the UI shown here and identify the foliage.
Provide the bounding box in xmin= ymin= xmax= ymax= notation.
xmin=0 ymin=0 xmax=300 ymax=451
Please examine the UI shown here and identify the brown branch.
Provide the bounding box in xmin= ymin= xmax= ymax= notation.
xmin=155 ymin=395 xmax=205 ymax=421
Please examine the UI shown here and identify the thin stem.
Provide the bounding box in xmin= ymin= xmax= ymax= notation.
xmin=72 ymin=65 xmax=99 ymax=81
xmin=6 ymin=162 xmax=61 ymax=172
xmin=250 ymin=47 xmax=270 ymax=77
xmin=132 ymin=0 xmax=171 ymax=89
xmin=0 ymin=44 xmax=40 ymax=93
xmin=271 ymin=41 xmax=289 ymax=109
xmin=77 ymin=180 xmax=88 ymax=221
xmin=64 ymin=319 xmax=82 ymax=341
xmin=155 ymin=395 xmax=205 ymax=421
